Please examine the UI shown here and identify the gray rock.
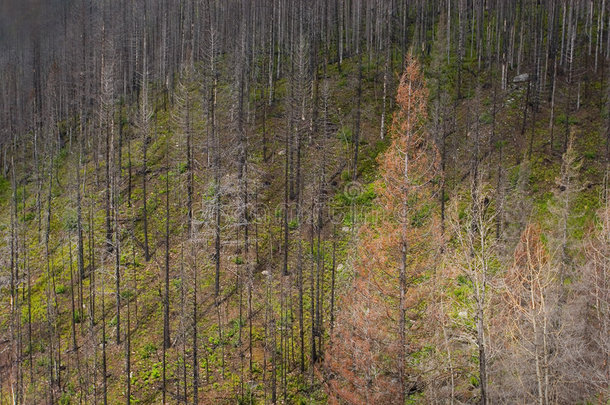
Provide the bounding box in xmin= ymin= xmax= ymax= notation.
xmin=512 ymin=73 xmax=530 ymax=83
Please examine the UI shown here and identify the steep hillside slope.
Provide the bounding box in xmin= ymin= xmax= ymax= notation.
xmin=1 ymin=1 xmax=609 ymax=404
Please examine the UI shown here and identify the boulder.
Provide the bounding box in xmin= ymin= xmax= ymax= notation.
xmin=512 ymin=73 xmax=530 ymax=83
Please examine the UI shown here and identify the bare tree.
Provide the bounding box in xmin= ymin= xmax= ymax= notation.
xmin=448 ymin=178 xmax=496 ymax=405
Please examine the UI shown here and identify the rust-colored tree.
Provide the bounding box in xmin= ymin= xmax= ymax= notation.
xmin=494 ymin=223 xmax=559 ymax=404
xmin=323 ymin=56 xmax=440 ymax=404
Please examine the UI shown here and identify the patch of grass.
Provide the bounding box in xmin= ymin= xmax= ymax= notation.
xmin=140 ymin=343 xmax=157 ymax=360
xmin=0 ymin=175 xmax=9 ymax=202
xmin=555 ymin=113 xmax=579 ymax=126
xmin=479 ymin=112 xmax=493 ymax=124
xmin=335 ymin=182 xmax=376 ymax=208
xmin=288 ymin=219 xmax=299 ymax=231
xmin=358 ymin=139 xmax=389 ymax=181
xmin=337 ymin=126 xmax=352 ymax=144
xmin=570 ymin=190 xmax=600 ymax=240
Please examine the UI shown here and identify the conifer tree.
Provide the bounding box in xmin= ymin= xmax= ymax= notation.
xmin=324 ymin=56 xmax=440 ymax=403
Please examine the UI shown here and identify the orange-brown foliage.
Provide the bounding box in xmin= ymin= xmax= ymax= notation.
xmin=323 ymin=56 xmax=440 ymax=404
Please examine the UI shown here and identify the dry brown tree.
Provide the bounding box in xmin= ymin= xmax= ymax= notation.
xmin=323 ymin=56 xmax=440 ymax=404
xmin=494 ymin=223 xmax=559 ymax=404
